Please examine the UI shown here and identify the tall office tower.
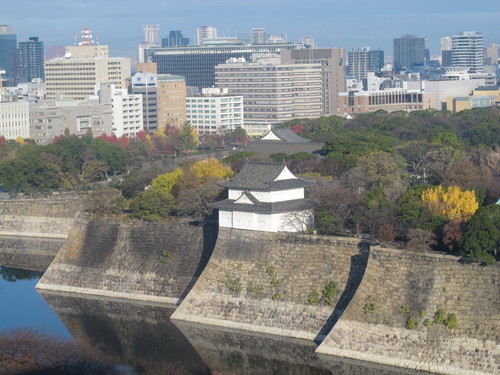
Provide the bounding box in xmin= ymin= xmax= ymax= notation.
xmin=484 ymin=43 xmax=498 ymax=65
xmin=393 ymin=34 xmax=425 ymax=72
xmin=0 ymin=25 xmax=18 ymax=84
xmin=280 ymin=48 xmax=347 ymax=115
xmin=131 ymin=72 xmax=186 ymax=131
xmin=45 ymin=56 xmax=131 ymax=100
xmin=251 ymin=28 xmax=267 ymax=44
xmin=196 ymin=26 xmax=217 ymax=45
xmin=143 ymin=25 xmax=160 ymax=46
xmin=348 ymin=47 xmax=384 ymax=80
xmin=162 ymin=30 xmax=189 ymax=47
xmin=451 ymin=31 xmax=484 ymax=73
xmin=139 ymin=25 xmax=161 ymax=63
xmin=215 ymin=61 xmax=322 ymax=134
xmin=441 ymin=36 xmax=453 ymax=67
xmin=18 ymin=37 xmax=45 ymax=83
xmin=300 ymin=37 xmax=315 ymax=49
xmin=146 ymin=43 xmax=303 ymax=89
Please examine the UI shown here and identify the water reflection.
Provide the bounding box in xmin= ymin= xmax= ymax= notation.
xmin=40 ymin=291 xmax=436 ymax=375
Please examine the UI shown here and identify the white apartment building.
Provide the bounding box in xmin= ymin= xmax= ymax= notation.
xmin=215 ymin=60 xmax=322 ymax=135
xmin=108 ymin=88 xmax=143 ymax=138
xmin=452 ymin=31 xmax=484 ymax=73
xmin=0 ymin=101 xmax=29 ymax=140
xmin=186 ymin=88 xmax=243 ymax=135
xmin=45 ymin=56 xmax=131 ymax=101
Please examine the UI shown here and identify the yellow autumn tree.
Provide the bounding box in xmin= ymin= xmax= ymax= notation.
xmin=150 ymin=168 xmax=184 ymax=195
xmin=15 ymin=136 xmax=25 ymax=144
xmin=191 ymin=158 xmax=233 ymax=184
xmin=421 ymin=185 xmax=478 ymax=222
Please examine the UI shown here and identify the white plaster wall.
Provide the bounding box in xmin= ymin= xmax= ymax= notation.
xmin=219 ymin=210 xmax=233 ymax=228
xmin=270 ymin=188 xmax=303 ymax=202
xmin=233 ymin=211 xmax=255 ymax=230
xmin=228 ymin=189 xmax=244 ymax=200
xmin=273 ymin=210 xmax=314 ymax=232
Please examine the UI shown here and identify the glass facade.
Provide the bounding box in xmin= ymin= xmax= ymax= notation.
xmin=146 ymin=44 xmax=303 ymax=89
xmin=18 ymin=37 xmax=44 ymax=82
xmin=0 ymin=33 xmax=17 ymax=82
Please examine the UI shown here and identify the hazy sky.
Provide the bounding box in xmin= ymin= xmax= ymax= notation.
xmin=3 ymin=0 xmax=499 ymax=60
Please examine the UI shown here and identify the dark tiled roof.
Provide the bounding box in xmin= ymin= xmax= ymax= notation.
xmin=218 ymin=161 xmax=314 ymax=190
xmin=263 ymin=128 xmax=311 ymax=143
xmin=209 ymin=196 xmax=317 ymax=213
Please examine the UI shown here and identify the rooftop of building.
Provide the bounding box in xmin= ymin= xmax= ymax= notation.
xmin=219 ymin=161 xmax=314 ymax=191
xmin=260 ymin=128 xmax=311 ymax=144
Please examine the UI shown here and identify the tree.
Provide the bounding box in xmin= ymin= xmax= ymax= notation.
xmin=421 ymin=185 xmax=479 ymax=222
xmin=178 ymin=122 xmax=198 ymax=152
xmin=190 ymin=158 xmax=232 ymax=184
xmin=129 ymin=189 xmax=176 ymax=221
xmin=460 ymin=204 xmax=500 ymax=264
xmin=150 ymin=168 xmax=184 ymax=195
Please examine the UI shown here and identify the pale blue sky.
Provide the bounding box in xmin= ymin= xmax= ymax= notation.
xmin=2 ymin=0 xmax=499 ymax=59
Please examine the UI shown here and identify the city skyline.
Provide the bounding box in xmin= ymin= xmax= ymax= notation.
xmin=2 ymin=0 xmax=499 ymax=59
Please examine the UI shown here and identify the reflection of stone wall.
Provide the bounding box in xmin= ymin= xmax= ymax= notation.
xmin=0 ymin=197 xmax=84 ymax=238
xmin=37 ymin=215 xmax=217 ymax=304
xmin=317 ymin=247 xmax=500 ymax=375
xmin=39 ymin=292 xmax=209 ymax=374
xmin=174 ymin=320 xmax=434 ymax=375
xmin=0 ymin=236 xmax=65 ymax=271
xmin=172 ymin=227 xmax=369 ymax=340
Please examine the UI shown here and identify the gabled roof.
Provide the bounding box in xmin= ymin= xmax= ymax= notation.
xmin=210 ymin=191 xmax=317 ymax=213
xmin=261 ymin=128 xmax=311 ymax=143
xmin=219 ymin=161 xmax=314 ymax=191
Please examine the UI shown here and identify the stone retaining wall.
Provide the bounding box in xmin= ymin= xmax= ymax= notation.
xmin=36 ymin=215 xmax=217 ymax=304
xmin=316 ymin=247 xmax=500 ymax=375
xmin=0 ymin=197 xmax=84 ymax=238
xmin=172 ymin=227 xmax=369 ymax=340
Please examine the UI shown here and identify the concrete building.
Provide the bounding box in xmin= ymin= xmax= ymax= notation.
xmin=186 ymin=88 xmax=243 ymax=135
xmin=138 ymin=25 xmax=161 ymax=63
xmin=452 ymin=31 xmax=484 ymax=73
xmin=484 ymin=42 xmax=498 ymax=66
xmin=144 ymin=43 xmax=303 ymax=89
xmin=45 ymin=56 xmax=131 ymax=100
xmin=196 ymin=26 xmax=217 ymax=46
xmin=29 ymin=97 xmax=112 ymax=144
xmin=0 ymin=25 xmax=17 ymax=84
xmin=251 ymin=28 xmax=267 ymax=45
xmin=0 ymin=100 xmax=29 ymax=140
xmin=215 ymin=60 xmax=322 ymax=135
xmin=131 ymin=72 xmax=186 ymax=131
xmin=18 ymin=37 xmax=44 ymax=83
xmin=210 ymin=161 xmax=316 ymax=232
xmin=96 ymin=83 xmax=143 ymax=138
xmin=393 ymin=35 xmax=425 ymax=72
xmin=348 ymin=47 xmax=384 ymax=80
xmin=441 ymin=36 xmax=453 ymax=67
xmin=339 ymin=89 xmax=438 ymax=114
xmin=280 ymin=48 xmax=347 ymax=115
xmin=446 ymin=87 xmax=500 ymax=112
xmin=66 ymin=44 xmax=109 ymax=58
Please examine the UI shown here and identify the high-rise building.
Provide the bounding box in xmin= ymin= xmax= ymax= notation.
xmin=251 ymin=28 xmax=266 ymax=44
xmin=45 ymin=56 xmax=131 ymax=100
xmin=143 ymin=25 xmax=160 ymax=46
xmin=393 ymin=34 xmax=425 ymax=72
xmin=280 ymin=48 xmax=347 ymax=115
xmin=300 ymin=37 xmax=315 ymax=49
xmin=215 ymin=60 xmax=322 ymax=134
xmin=162 ymin=31 xmax=189 ymax=47
xmin=484 ymin=43 xmax=498 ymax=66
xmin=441 ymin=36 xmax=453 ymax=67
xmin=145 ymin=43 xmax=303 ymax=89
xmin=139 ymin=25 xmax=161 ymax=63
xmin=0 ymin=25 xmax=18 ymax=84
xmin=196 ymin=26 xmax=217 ymax=46
xmin=131 ymin=71 xmax=186 ymax=131
xmin=18 ymin=37 xmax=44 ymax=83
xmin=348 ymin=47 xmax=384 ymax=80
xmin=451 ymin=31 xmax=484 ymax=73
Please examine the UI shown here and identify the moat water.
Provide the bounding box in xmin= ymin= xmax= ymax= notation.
xmin=0 ymin=263 xmax=435 ymax=375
